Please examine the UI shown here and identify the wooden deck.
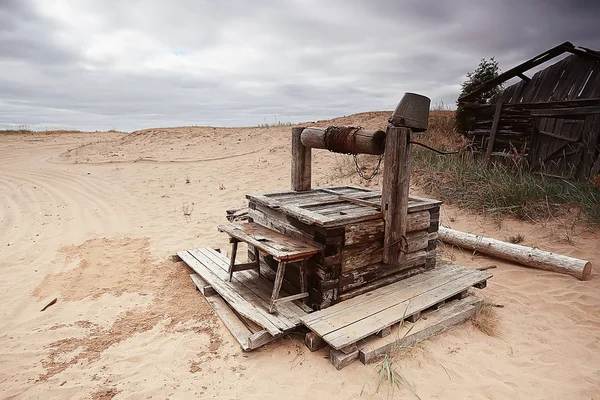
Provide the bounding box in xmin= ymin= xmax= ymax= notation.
xmin=301 ymin=264 xmax=492 ymax=350
xmin=177 ymin=248 xmax=309 ymax=337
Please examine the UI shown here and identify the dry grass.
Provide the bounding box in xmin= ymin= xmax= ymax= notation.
xmin=506 ymin=233 xmax=525 ymax=244
xmin=472 ymin=300 xmax=501 ymax=337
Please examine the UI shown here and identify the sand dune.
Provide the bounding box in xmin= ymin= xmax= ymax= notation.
xmin=1 ymin=123 xmax=598 ymax=399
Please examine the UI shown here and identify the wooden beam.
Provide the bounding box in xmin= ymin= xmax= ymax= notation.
xmin=291 ymin=126 xmax=311 ymax=191
xmin=330 ymin=348 xmax=359 ymax=370
xmin=517 ymin=72 xmax=531 ymax=81
xmin=300 ymin=127 xmax=386 ymax=155
xmin=530 ymin=105 xmax=600 ymax=117
xmin=484 ymin=99 xmax=504 ymax=165
xmin=382 ymin=126 xmax=412 ymax=264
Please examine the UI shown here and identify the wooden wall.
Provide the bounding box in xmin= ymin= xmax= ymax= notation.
xmin=463 ymin=54 xmax=600 ymax=180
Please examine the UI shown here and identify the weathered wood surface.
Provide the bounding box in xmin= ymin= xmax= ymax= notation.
xmin=359 ymin=295 xmax=482 ymax=364
xmin=343 ymin=212 xmax=431 ymax=246
xmin=330 ymin=348 xmax=360 ymax=370
xmin=301 ymin=264 xmax=491 ymax=350
xmin=190 ymin=273 xmax=217 ymax=297
xmin=305 ymin=331 xmax=326 ymax=352
xmin=247 ymin=186 xmax=441 ymax=228
xmin=340 ymin=231 xmax=430 ymax=272
xmin=218 ymin=222 xmax=320 ymax=262
xmin=291 ymin=127 xmax=311 ymax=191
xmin=178 ymin=248 xmax=308 ymax=335
xmin=462 ymin=50 xmax=600 ymax=180
xmin=189 ymin=273 xmax=277 ymax=351
xmin=300 ymin=127 xmax=386 ymax=155
xmin=382 ymin=127 xmax=412 ymax=264
xmin=438 ymin=227 xmax=592 ymax=280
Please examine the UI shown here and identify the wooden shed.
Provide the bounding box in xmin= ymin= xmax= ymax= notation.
xmin=459 ymin=42 xmax=600 ymax=180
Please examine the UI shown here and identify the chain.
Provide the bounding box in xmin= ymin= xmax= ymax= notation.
xmin=353 ymin=153 xmax=384 ymax=180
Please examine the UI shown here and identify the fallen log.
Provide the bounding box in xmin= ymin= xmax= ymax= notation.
xmin=438 ymin=227 xmax=592 ymax=280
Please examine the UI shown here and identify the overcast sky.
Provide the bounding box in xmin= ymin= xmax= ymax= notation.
xmin=1 ymin=0 xmax=599 ymax=131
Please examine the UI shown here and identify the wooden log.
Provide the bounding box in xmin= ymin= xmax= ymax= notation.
xmin=300 ymin=127 xmax=386 ymax=155
xmin=438 ymin=227 xmax=592 ymax=280
xmin=382 ymin=127 xmax=412 ymax=264
xmin=304 ymin=331 xmax=326 ymax=351
xmin=291 ymin=127 xmax=311 ymax=191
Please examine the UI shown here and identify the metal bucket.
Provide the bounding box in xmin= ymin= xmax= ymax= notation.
xmin=389 ymin=92 xmax=431 ymax=132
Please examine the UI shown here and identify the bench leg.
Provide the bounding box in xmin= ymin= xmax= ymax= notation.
xmin=269 ymin=261 xmax=287 ymax=313
xmin=300 ymin=261 xmax=307 ymax=304
xmin=254 ymin=248 xmax=261 ymax=278
xmin=228 ymin=240 xmax=239 ymax=282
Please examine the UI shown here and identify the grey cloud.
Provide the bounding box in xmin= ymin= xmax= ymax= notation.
xmin=1 ymin=0 xmax=599 ymax=131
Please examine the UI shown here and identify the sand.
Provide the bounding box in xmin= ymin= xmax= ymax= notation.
xmin=1 ymin=121 xmax=599 ymax=399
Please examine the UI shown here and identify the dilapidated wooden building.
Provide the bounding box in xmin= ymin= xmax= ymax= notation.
xmin=459 ymin=42 xmax=600 ymax=180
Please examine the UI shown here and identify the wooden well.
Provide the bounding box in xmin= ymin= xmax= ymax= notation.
xmin=246 ymin=185 xmax=441 ymax=309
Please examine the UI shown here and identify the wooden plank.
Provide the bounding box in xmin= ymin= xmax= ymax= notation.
xmin=484 ymin=98 xmax=504 ymax=164
xmin=339 ymin=251 xmax=431 ymax=292
xmin=202 ymin=248 xmax=309 ymax=322
xmin=341 ymin=231 xmax=429 ymax=272
xmin=189 ymin=273 xmax=217 ymax=297
xmin=247 ymin=330 xmax=277 ymax=350
xmin=178 ymin=250 xmax=283 ymax=335
xmin=291 ymin=126 xmax=311 ymax=191
xmin=231 ymin=262 xmax=259 ymax=272
xmin=323 ymin=272 xmax=491 ymax=349
xmin=382 ymin=126 xmax=412 ymax=264
xmin=201 ymin=289 xmax=254 ymax=351
xmin=531 ymin=105 xmax=600 ymax=117
xmin=359 ymin=296 xmax=482 ymax=364
xmin=218 ymin=222 xmax=320 ymax=262
xmin=303 ymin=264 xmax=466 ymax=325
xmin=273 ymin=292 xmax=309 ymax=305
xmin=338 ymin=266 xmax=428 ymax=301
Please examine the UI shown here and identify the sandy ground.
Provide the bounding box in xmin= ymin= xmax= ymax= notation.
xmin=1 ymin=120 xmax=599 ymax=399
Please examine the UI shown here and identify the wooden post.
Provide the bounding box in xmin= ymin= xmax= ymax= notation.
xmin=484 ymin=99 xmax=504 ymax=165
xmin=382 ymin=127 xmax=412 ymax=265
xmin=291 ymin=127 xmax=311 ymax=191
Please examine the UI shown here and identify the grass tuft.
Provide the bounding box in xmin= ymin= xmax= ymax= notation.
xmin=472 ymin=300 xmax=501 ymax=337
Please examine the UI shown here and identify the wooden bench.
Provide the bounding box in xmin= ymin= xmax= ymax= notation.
xmin=218 ymin=222 xmax=321 ymax=313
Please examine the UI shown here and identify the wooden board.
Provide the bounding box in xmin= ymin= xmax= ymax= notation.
xmin=218 ymin=222 xmax=320 ymax=262
xmin=189 ymin=273 xmax=278 ymax=351
xmin=178 ymin=248 xmax=309 ymax=336
xmin=301 ymin=264 xmax=491 ymax=350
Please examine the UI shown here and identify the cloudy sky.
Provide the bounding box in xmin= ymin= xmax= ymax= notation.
xmin=1 ymin=0 xmax=599 ymax=131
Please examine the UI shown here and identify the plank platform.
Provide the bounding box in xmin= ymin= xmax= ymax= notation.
xmin=301 ymin=264 xmax=492 ymax=350
xmin=178 ymin=248 xmax=309 ymax=337
xmin=189 ymin=273 xmax=277 ymax=351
